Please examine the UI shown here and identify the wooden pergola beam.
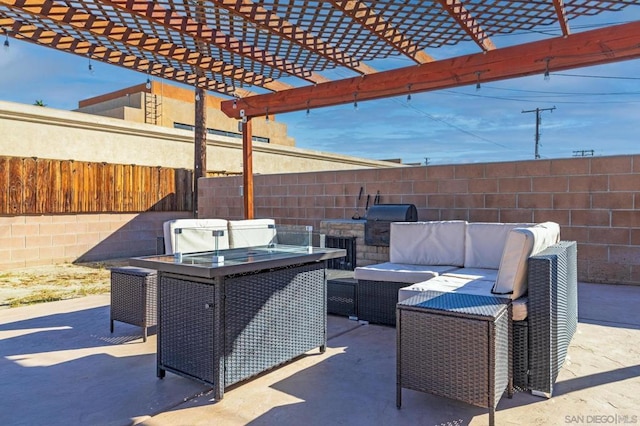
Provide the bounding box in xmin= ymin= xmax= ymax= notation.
xmin=221 ymin=21 xmax=640 ymax=118
xmin=437 ymin=0 xmax=496 ymax=52
xmin=552 ymin=0 xmax=571 ymax=36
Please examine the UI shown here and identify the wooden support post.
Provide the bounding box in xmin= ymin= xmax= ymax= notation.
xmin=242 ymin=118 xmax=254 ymax=219
xmin=193 ymin=87 xmax=206 ymax=216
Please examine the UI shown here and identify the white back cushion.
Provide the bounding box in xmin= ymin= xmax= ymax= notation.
xmin=163 ymin=219 xmax=229 ymax=254
xmin=228 ymin=219 xmax=277 ymax=248
xmin=390 ymin=221 xmax=466 ymax=266
xmin=464 ymin=222 xmax=533 ymax=269
xmin=493 ymin=221 xmax=561 ymax=299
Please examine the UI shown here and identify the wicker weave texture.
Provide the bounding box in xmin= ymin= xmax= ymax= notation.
xmin=527 ymin=241 xmax=578 ymax=395
xmin=157 ymin=262 xmax=326 ymax=398
xmin=512 ymin=320 xmax=529 ymax=390
xmin=327 ymin=279 xmax=357 ymax=316
xmin=397 ymin=292 xmax=510 ymax=411
xmin=357 ymin=280 xmax=409 ymax=325
xmin=223 ymin=263 xmax=326 ymax=386
xmin=159 ymin=276 xmax=217 ymax=384
xmin=110 ymin=267 xmax=157 ymax=341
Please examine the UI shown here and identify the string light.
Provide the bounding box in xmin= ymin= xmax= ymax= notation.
xmin=88 ymin=57 xmax=94 ymax=74
xmin=195 ymin=87 xmax=200 ymax=101
xmin=544 ymin=58 xmax=551 ymax=81
xmin=475 ymin=71 xmax=481 ymax=90
xmin=306 ymin=100 xmax=310 ymax=117
xmin=3 ymin=29 xmax=9 ymax=50
xmin=232 ymin=97 xmax=237 ymax=109
xmin=353 ymin=92 xmax=358 ymax=111
xmin=265 ymin=107 xmax=269 ymax=122
xmin=406 ymin=84 xmax=412 ymax=103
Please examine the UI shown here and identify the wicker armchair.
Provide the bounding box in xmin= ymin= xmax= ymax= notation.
xmin=515 ymin=240 xmax=578 ymax=396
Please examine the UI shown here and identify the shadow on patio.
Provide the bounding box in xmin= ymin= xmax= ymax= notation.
xmin=1 ymin=282 xmax=638 ymax=426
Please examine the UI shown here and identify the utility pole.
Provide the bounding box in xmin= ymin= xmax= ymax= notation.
xmin=573 ymin=149 xmax=594 ymax=157
xmin=522 ymin=106 xmax=556 ymax=159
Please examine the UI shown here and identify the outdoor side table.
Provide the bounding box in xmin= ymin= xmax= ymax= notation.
xmin=396 ymin=291 xmax=512 ymax=426
xmin=110 ymin=266 xmax=158 ymax=342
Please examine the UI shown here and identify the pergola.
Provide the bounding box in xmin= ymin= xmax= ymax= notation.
xmin=1 ymin=0 xmax=639 ymax=218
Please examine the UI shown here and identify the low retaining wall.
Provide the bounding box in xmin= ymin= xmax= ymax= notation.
xmin=0 ymin=211 xmax=191 ymax=270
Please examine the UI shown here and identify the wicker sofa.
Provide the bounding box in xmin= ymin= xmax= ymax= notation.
xmin=354 ymin=220 xmax=577 ymax=396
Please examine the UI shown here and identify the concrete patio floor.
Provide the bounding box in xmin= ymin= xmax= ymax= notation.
xmin=1 ymin=282 xmax=638 ymax=426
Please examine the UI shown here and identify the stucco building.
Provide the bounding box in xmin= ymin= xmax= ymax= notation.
xmin=75 ymin=81 xmax=294 ymax=148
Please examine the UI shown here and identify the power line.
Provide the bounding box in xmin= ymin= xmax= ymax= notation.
xmin=477 ymin=86 xmax=640 ymax=96
xmin=553 ymin=73 xmax=640 ymax=80
xmin=442 ymin=90 xmax=640 ymax=105
xmin=389 ymin=97 xmax=510 ymax=149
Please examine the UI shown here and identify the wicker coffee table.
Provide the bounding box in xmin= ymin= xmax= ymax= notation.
xmin=396 ymin=291 xmax=512 ymax=426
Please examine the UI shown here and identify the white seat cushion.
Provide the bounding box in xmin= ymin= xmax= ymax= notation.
xmin=443 ymin=267 xmax=498 ymax=283
xmin=163 ymin=219 xmax=229 ymax=254
xmin=398 ymin=275 xmax=495 ymax=302
xmin=493 ymin=221 xmax=561 ymax=299
xmin=354 ymin=262 xmax=459 ymax=283
xmin=398 ymin=275 xmax=528 ymax=321
xmin=464 ymin=222 xmax=533 ymax=269
xmin=390 ymin=221 xmax=466 ymax=266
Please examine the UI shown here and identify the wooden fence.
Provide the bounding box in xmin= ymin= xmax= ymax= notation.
xmin=0 ymin=156 xmax=193 ymax=214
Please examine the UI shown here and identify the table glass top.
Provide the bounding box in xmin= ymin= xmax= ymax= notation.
xmin=141 ymin=244 xmax=341 ymax=269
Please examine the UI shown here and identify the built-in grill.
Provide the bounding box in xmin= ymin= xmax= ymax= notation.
xmin=364 ymin=204 xmax=418 ymax=246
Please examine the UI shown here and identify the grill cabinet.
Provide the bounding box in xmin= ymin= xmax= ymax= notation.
xmin=364 ymin=204 xmax=418 ymax=246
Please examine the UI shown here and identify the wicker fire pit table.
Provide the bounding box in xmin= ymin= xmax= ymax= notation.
xmin=131 ymin=244 xmax=345 ymax=401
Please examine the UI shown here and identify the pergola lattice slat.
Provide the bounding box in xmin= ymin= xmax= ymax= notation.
xmin=211 ymin=0 xmax=374 ymax=76
xmin=103 ymin=0 xmax=320 ymax=86
xmin=328 ymin=0 xmax=433 ymax=64
xmin=1 ymin=0 xmax=276 ymax=89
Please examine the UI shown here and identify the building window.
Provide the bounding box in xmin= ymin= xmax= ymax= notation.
xmin=173 ymin=122 xmax=270 ymax=143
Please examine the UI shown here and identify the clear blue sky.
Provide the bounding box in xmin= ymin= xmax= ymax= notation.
xmin=1 ymin=10 xmax=638 ymax=166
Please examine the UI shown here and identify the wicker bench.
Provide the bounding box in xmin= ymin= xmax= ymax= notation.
xmin=110 ymin=266 xmax=157 ymax=342
xmin=397 ymin=291 xmax=513 ymax=426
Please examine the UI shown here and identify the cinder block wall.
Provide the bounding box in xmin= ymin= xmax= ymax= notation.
xmin=198 ymin=155 xmax=640 ymax=285
xmin=0 ymin=211 xmax=191 ymax=270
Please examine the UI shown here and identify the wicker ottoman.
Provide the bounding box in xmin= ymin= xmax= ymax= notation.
xmin=327 ymin=277 xmax=357 ymax=317
xmin=110 ymin=266 xmax=158 ymax=342
xmin=396 ymin=292 xmax=512 ymax=426
xmin=357 ymin=279 xmax=408 ymax=325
